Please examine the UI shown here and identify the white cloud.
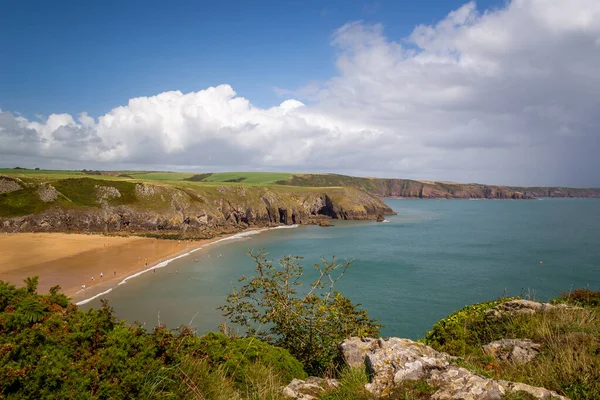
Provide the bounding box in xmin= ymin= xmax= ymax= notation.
xmin=1 ymin=0 xmax=600 ymax=186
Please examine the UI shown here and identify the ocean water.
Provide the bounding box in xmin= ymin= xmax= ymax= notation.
xmin=82 ymin=199 xmax=600 ymax=339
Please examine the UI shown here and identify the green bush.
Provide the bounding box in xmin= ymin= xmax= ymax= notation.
xmin=219 ymin=251 xmax=381 ymax=375
xmin=0 ymin=278 xmax=302 ymax=399
xmin=422 ymin=297 xmax=516 ymax=356
xmin=197 ymin=332 xmax=306 ymax=384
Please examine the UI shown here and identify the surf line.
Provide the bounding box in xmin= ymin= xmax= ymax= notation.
xmin=75 ymin=224 xmax=299 ymax=306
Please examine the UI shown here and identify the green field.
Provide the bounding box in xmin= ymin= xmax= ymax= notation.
xmin=199 ymin=172 xmax=294 ymax=184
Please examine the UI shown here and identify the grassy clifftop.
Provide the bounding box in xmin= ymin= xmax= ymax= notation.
xmin=0 ymin=170 xmax=394 ymax=237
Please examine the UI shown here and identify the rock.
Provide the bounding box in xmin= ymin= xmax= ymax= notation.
xmin=0 ymin=177 xmax=22 ymax=194
xmin=318 ymin=219 xmax=333 ymax=227
xmin=38 ymin=183 xmax=59 ymax=202
xmin=95 ymin=185 xmax=121 ymax=206
xmin=485 ymin=300 xmax=580 ymax=319
xmin=339 ymin=337 xmax=568 ymax=400
xmin=376 ymin=214 xmax=385 ymax=222
xmin=339 ymin=337 xmax=373 ymax=368
xmin=483 ymin=339 xmax=541 ymax=364
xmin=282 ymin=377 xmax=339 ymax=400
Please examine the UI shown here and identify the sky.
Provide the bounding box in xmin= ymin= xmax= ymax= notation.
xmin=1 ymin=0 xmax=599 ymax=187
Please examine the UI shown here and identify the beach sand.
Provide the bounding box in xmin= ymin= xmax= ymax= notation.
xmin=0 ymin=233 xmax=215 ymax=301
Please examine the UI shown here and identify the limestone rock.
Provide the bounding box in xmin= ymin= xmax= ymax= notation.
xmin=376 ymin=214 xmax=385 ymax=222
xmin=282 ymin=377 xmax=339 ymax=400
xmin=339 ymin=337 xmax=568 ymax=400
xmin=485 ymin=300 xmax=579 ymax=319
xmin=96 ymin=185 xmax=121 ymax=206
xmin=0 ymin=177 xmax=22 ymax=194
xmin=483 ymin=339 xmax=541 ymax=364
xmin=135 ymin=183 xmax=157 ymax=197
xmin=38 ymin=183 xmax=59 ymax=202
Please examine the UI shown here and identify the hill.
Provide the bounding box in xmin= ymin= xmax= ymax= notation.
xmin=0 ymin=170 xmax=394 ymax=237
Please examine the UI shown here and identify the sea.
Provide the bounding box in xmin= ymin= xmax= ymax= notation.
xmin=81 ymin=198 xmax=600 ymax=339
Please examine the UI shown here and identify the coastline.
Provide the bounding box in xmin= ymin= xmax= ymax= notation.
xmin=0 ymin=226 xmax=299 ymax=306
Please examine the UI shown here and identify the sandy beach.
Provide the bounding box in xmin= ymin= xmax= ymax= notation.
xmin=0 ymin=232 xmax=221 ymax=302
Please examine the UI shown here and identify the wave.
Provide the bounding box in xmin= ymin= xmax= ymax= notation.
xmin=76 ymin=224 xmax=300 ymax=305
xmin=75 ymin=288 xmax=113 ymax=306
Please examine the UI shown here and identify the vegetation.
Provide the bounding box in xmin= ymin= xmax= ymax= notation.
xmin=0 ymin=277 xmax=304 ymax=399
xmin=219 ymin=251 xmax=381 ymax=376
xmin=422 ymin=290 xmax=600 ymax=399
xmin=0 ymin=246 xmax=598 ymax=399
xmin=0 ymin=187 xmax=51 ymax=218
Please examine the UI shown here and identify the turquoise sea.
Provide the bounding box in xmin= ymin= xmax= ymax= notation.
xmin=82 ymin=199 xmax=600 ymax=339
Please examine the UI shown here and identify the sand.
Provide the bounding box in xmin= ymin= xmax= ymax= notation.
xmin=0 ymin=232 xmax=216 ymax=301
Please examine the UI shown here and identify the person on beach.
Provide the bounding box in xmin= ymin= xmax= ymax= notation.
xmin=91 ymin=276 xmax=94 ymax=281
xmin=81 ymin=284 xmax=85 ymax=290
xmin=100 ymin=272 xmax=103 ymax=278
xmin=114 ymin=271 xmax=116 ymax=276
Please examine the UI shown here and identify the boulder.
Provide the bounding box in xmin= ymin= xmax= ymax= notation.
xmin=483 ymin=339 xmax=541 ymax=364
xmin=282 ymin=377 xmax=339 ymax=400
xmin=338 ymin=337 xmax=568 ymax=400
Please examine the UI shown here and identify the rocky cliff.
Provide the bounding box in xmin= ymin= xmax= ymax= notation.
xmin=0 ymin=176 xmax=395 ymax=237
xmin=276 ymin=174 xmax=600 ymax=199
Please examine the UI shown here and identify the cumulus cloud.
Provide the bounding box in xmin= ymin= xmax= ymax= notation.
xmin=1 ymin=0 xmax=600 ymax=186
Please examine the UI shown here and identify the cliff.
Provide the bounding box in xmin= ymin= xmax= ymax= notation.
xmin=0 ymin=176 xmax=394 ymax=237
xmin=275 ymin=174 xmax=600 ymax=199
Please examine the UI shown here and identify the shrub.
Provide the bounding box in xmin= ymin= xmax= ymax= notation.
xmin=197 ymin=331 xmax=306 ymax=384
xmin=219 ymin=251 xmax=381 ymax=375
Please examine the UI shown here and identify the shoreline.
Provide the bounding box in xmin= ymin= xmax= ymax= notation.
xmin=75 ymin=224 xmax=299 ymax=305
xmin=0 ymin=226 xmax=299 ymax=306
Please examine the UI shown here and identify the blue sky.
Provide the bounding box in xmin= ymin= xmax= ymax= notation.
xmin=1 ymin=0 xmax=599 ymax=186
xmin=1 ymin=0 xmax=501 ymax=118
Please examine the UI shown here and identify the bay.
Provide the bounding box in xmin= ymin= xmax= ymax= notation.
xmin=83 ymin=198 xmax=600 ymax=339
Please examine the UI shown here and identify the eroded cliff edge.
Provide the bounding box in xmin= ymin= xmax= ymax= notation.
xmin=0 ymin=176 xmax=395 ymax=237
xmin=276 ymin=174 xmax=600 ymax=199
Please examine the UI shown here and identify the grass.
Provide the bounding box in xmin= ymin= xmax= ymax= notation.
xmin=0 ymin=187 xmax=52 ymax=217
xmin=317 ymin=367 xmax=437 ymax=400
xmin=53 ymin=178 xmax=138 ymax=207
xmin=422 ymin=291 xmax=600 ymax=400
xmin=201 ymin=172 xmax=295 ymax=184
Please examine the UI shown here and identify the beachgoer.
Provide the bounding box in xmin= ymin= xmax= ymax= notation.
xmin=114 ymin=271 xmax=116 ymax=276
xmin=100 ymin=272 xmax=103 ymax=278
xmin=153 ymin=269 xmax=156 ymax=273
xmin=91 ymin=276 xmax=94 ymax=281
xmin=81 ymin=284 xmax=85 ymax=290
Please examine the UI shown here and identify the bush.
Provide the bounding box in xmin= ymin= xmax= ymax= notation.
xmin=0 ymin=278 xmax=302 ymax=399
xmin=422 ymin=297 xmax=516 ymax=356
xmin=219 ymin=251 xmax=381 ymax=375
xmin=197 ymin=332 xmax=306 ymax=384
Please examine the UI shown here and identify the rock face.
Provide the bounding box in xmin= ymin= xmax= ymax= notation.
xmin=336 ymin=337 xmax=568 ymax=400
xmin=277 ymin=174 xmax=600 ymax=199
xmin=0 ymin=180 xmax=395 ymax=237
xmin=37 ymin=183 xmax=59 ymax=203
xmin=0 ymin=177 xmax=23 ymax=194
xmin=282 ymin=377 xmax=339 ymax=400
xmin=485 ymin=300 xmax=579 ymax=319
xmin=483 ymin=339 xmax=541 ymax=364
